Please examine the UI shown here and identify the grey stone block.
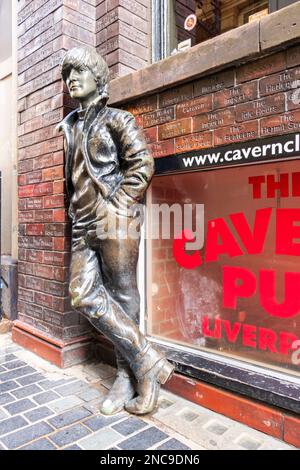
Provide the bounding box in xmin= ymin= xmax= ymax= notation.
xmin=77 ymin=388 xmax=103 ymax=402
xmin=83 ymin=413 xmax=127 ymax=431
xmin=32 ymin=390 xmax=60 ymax=405
xmin=260 ymin=3 xmax=300 ymax=51
xmin=118 ymin=427 xmax=168 ymax=450
xmin=48 ymin=396 xmax=84 ymax=414
xmin=54 ymin=381 xmax=89 ymax=397
xmin=1 ymin=421 xmax=54 ymax=449
xmin=48 ymin=407 xmax=92 ymax=429
xmin=19 ymin=438 xmax=57 ymax=450
xmin=4 ymin=398 xmax=36 ymax=415
xmin=79 ymin=428 xmax=121 ymax=450
xmin=112 ymin=418 xmax=147 ymax=436
xmin=0 ymin=366 xmax=5 ymax=373
xmin=24 ymin=406 xmax=54 ymax=423
xmin=49 ymin=423 xmax=91 ymax=447
xmin=0 ymin=354 xmax=17 ymax=364
xmin=0 ymin=393 xmax=15 ymax=405
xmin=0 ymin=416 xmax=28 ymax=437
xmin=0 ymin=381 xmax=19 ymax=393
xmin=0 ymin=409 xmax=9 ymax=421
xmin=0 ymin=366 xmax=36 ymax=382
xmin=17 ymin=373 xmax=45 ymax=386
xmin=2 ymin=360 xmax=27 ymax=370
xmin=12 ymin=384 xmax=43 ymax=399
xmin=38 ymin=378 xmax=75 ymax=390
xmin=156 ymin=438 xmax=191 ymax=450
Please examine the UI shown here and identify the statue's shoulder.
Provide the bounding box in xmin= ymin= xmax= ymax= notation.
xmin=57 ymin=109 xmax=78 ymax=133
xmin=104 ymin=106 xmax=134 ymax=122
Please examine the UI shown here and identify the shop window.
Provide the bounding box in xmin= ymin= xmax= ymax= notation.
xmin=152 ymin=0 xmax=297 ymax=62
xmin=146 ymin=161 xmax=300 ymax=378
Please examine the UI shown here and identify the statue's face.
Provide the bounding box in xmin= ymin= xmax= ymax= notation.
xmin=66 ymin=66 xmax=98 ymax=101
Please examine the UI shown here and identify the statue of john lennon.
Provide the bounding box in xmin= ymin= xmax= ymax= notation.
xmin=57 ymin=46 xmax=174 ymax=415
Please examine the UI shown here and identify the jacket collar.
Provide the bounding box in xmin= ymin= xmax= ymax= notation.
xmin=56 ymin=89 xmax=109 ymax=133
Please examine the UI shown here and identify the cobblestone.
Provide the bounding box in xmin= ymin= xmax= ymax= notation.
xmin=0 ymin=334 xmax=296 ymax=450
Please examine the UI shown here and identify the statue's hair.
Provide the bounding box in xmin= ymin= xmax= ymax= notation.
xmin=61 ymin=46 xmax=109 ymax=92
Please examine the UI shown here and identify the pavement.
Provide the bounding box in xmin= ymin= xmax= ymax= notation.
xmin=0 ymin=333 xmax=295 ymax=450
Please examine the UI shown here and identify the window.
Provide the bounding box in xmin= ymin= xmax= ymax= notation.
xmin=147 ymin=160 xmax=300 ymax=378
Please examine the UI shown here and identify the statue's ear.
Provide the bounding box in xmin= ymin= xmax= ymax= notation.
xmin=99 ymin=83 xmax=109 ymax=101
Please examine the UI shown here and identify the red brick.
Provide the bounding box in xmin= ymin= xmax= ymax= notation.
xmin=42 ymin=166 xmax=64 ymax=181
xmin=214 ymin=121 xmax=259 ymax=146
xmin=176 ymin=95 xmax=213 ymax=119
xmin=53 ymin=237 xmax=69 ymax=251
xmin=34 ymin=264 xmax=54 ymax=280
xmin=18 ymin=288 xmax=34 ymax=303
xmin=27 ymin=197 xmax=44 ymax=210
xmin=53 ymin=181 xmax=65 ymax=194
xmin=236 ymin=94 xmax=285 ymax=122
xmin=18 ymin=185 xmax=34 ymax=198
xmin=259 ymin=67 xmax=300 ymax=96
xmin=194 ymin=69 xmax=234 ymax=97
xmin=53 ymin=209 xmax=68 ymax=222
xmin=26 ymin=276 xmax=45 ymax=292
xmin=143 ymin=107 xmax=175 ymax=128
xmin=175 ymin=131 xmax=213 ymax=154
xmin=43 ymin=251 xmax=69 ymax=266
xmin=149 ymin=139 xmax=175 ymax=158
xmin=237 ymin=52 xmax=286 ymax=83
xmin=158 ymin=118 xmax=192 ymax=140
xmin=44 ymin=194 xmax=65 ymax=208
xmin=53 ymin=266 xmax=69 ymax=282
xmin=126 ymin=95 xmax=157 ymax=116
xmin=260 ymin=110 xmax=300 ymax=137
xmin=26 ymin=224 xmax=45 ymax=236
xmin=143 ymin=126 xmax=158 ymax=144
xmin=287 ymin=45 xmax=300 ymax=68
xmin=159 ymin=83 xmax=193 ymax=108
xmin=214 ymin=81 xmax=258 ymax=109
xmin=34 ymin=292 xmax=53 ymax=308
xmin=193 ymin=108 xmax=235 ymax=132
xmin=32 ymin=236 xmax=53 ymax=250
xmin=45 ymin=223 xmax=68 ymax=237
xmin=33 ymin=182 xmax=53 ymax=197
xmin=286 ymin=89 xmax=300 ymax=111
xmin=44 ymin=280 xmax=68 ymax=297
xmin=26 ymin=249 xmax=44 ymax=264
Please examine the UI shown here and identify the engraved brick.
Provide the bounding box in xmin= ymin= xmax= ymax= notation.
xmin=159 ymin=84 xmax=193 ymax=108
xmin=236 ymin=94 xmax=285 ymax=122
xmin=26 ymin=197 xmax=44 ymax=210
xmin=44 ymin=280 xmax=68 ymax=297
xmin=26 ymin=276 xmax=45 ymax=292
xmin=43 ymin=251 xmax=69 ymax=266
xmin=26 ymin=250 xmax=44 ymax=264
xmin=19 ymin=211 xmax=35 ymax=223
xmin=34 ymin=264 xmax=55 ymax=279
xmin=158 ymin=118 xmax=192 ymax=140
xmin=118 ymin=6 xmax=147 ymax=33
xmin=44 ymin=223 xmax=68 ymax=237
xmin=176 ymin=95 xmax=213 ymax=119
xmin=260 ymin=110 xmax=300 ymax=137
xmin=33 ymin=152 xmax=64 ymax=171
xmin=214 ymin=121 xmax=259 ymax=146
xmin=35 ymin=210 xmax=54 ymax=223
xmin=43 ymin=309 xmax=65 ymax=327
xmin=32 ymin=237 xmax=53 ymax=250
xmin=33 ymin=182 xmax=53 ymax=197
xmin=175 ymin=131 xmax=213 ymax=154
xmin=26 ymin=224 xmax=45 ymax=236
xmin=21 ymin=52 xmax=65 ymax=87
xmin=287 ymin=89 xmax=300 ymax=111
xmin=143 ymin=107 xmax=175 ymax=128
xmin=58 ymin=5 xmax=95 ymax=32
xmin=18 ymin=15 xmax=54 ymax=50
xmin=126 ymin=96 xmax=157 ymax=116
xmin=193 ymin=108 xmax=236 ymax=131
xmin=143 ymin=127 xmax=157 ymax=144
xmin=237 ymin=52 xmax=286 ymax=83
xmin=194 ymin=69 xmax=234 ymax=97
xmin=34 ymin=292 xmax=53 ymax=309
xmin=63 ymin=20 xmax=94 ymax=46
xmin=96 ymin=8 xmax=119 ymax=32
xmin=64 ymin=0 xmax=95 ymax=19
xmin=19 ymin=185 xmax=34 ymax=198
xmin=18 ymin=288 xmax=34 ymax=303
xmin=259 ymin=68 xmax=300 ymax=96
xmin=19 ymin=160 xmax=34 ymax=174
xmin=18 ymin=22 xmax=63 ymax=61
xmin=113 ymin=21 xmax=147 ymax=47
xmin=214 ymin=82 xmax=258 ymax=109
xmin=18 ymin=42 xmax=54 ymax=74
xmin=44 ymin=195 xmax=65 ymax=209
xmin=149 ymin=139 xmax=175 ymax=158
xmin=24 ymin=303 xmax=44 ymax=320
xmin=107 ymin=0 xmax=147 ymax=20
xmin=27 ymin=82 xmax=63 ymax=109
xmin=42 ymin=166 xmax=64 ymax=181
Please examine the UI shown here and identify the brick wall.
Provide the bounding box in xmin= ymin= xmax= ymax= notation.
xmin=123 ymin=45 xmax=300 ymax=338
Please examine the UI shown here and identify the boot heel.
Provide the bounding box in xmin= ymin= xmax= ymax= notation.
xmin=158 ymin=361 xmax=175 ymax=384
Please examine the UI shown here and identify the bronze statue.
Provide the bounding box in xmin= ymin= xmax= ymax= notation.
xmin=58 ymin=46 xmax=174 ymax=415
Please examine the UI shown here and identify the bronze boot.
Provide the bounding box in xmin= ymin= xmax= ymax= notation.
xmin=100 ymin=352 xmax=135 ymax=415
xmin=125 ymin=344 xmax=174 ymax=415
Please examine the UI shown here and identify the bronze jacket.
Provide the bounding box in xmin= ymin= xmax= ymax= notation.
xmin=58 ymin=95 xmax=154 ymax=218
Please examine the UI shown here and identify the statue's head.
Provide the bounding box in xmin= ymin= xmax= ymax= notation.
xmin=61 ymin=46 xmax=109 ymax=104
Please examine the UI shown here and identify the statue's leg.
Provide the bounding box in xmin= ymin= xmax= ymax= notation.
xmin=69 ymin=235 xmax=174 ymax=415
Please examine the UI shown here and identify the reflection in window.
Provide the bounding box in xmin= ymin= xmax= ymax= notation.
xmin=147 ymin=161 xmax=300 ymax=377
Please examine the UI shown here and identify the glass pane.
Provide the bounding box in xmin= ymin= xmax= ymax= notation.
xmin=146 ymin=160 xmax=300 ymax=377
